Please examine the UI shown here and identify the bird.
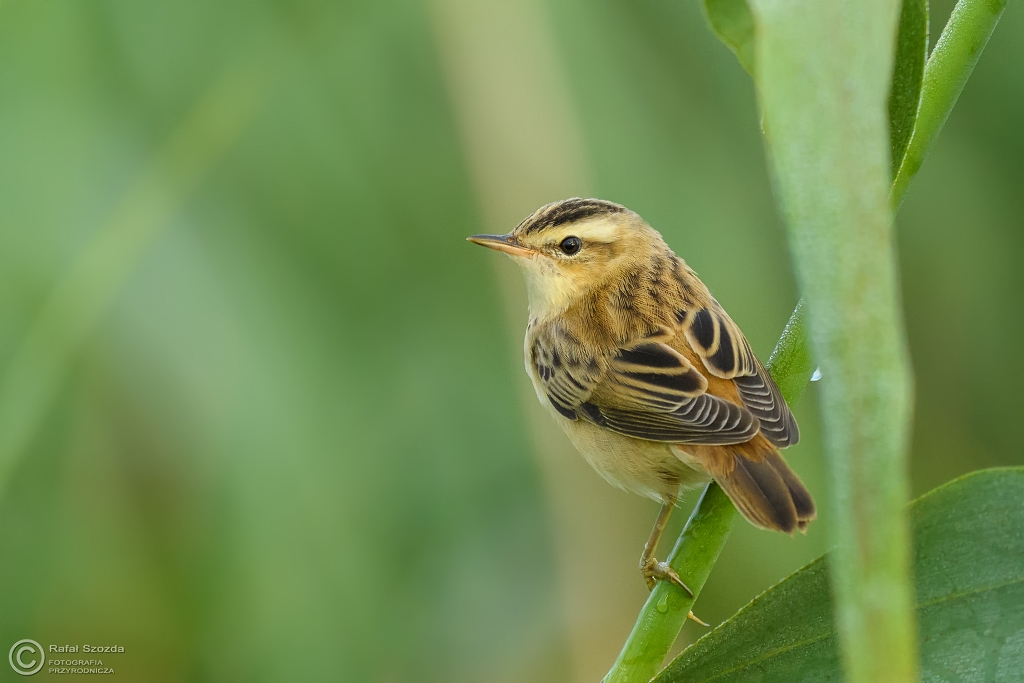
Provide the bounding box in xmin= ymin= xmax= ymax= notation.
xmin=468 ymin=197 xmax=815 ymax=597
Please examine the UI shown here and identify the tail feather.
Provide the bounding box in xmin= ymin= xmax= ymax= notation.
xmin=693 ymin=436 xmax=816 ymax=534
xmin=729 ymin=456 xmax=799 ymax=532
xmin=767 ymin=452 xmax=816 ymax=529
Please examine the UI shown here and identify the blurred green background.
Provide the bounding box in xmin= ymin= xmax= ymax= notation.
xmin=0 ymin=0 xmax=1020 ymax=680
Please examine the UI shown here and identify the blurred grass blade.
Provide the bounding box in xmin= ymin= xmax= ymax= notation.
xmin=891 ymin=0 xmax=1008 ymax=207
xmin=889 ymin=0 xmax=929 ymax=174
xmin=748 ymin=0 xmax=918 ymax=681
xmin=603 ymin=304 xmax=811 ymax=683
xmin=654 ymin=468 xmax=1024 ymax=682
xmin=0 ymin=69 xmax=262 ymax=495
xmin=701 ymin=0 xmax=756 ymax=76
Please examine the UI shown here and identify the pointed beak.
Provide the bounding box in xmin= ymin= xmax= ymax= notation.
xmin=466 ymin=233 xmax=535 ymax=257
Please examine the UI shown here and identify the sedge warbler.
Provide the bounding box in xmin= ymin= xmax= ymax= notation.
xmin=469 ymin=198 xmax=815 ymax=597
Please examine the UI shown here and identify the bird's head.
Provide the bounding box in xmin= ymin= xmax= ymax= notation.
xmin=468 ymin=198 xmax=667 ymax=319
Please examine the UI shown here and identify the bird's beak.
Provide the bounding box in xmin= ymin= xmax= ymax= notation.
xmin=466 ymin=233 xmax=535 ymax=257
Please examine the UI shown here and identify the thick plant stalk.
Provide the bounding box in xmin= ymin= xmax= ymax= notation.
xmin=603 ymin=305 xmax=813 ymax=683
xmin=747 ymin=1 xmax=917 ymax=682
xmin=892 ymin=0 xmax=1009 ymax=207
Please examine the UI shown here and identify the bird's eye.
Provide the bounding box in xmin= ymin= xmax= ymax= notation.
xmin=559 ymin=236 xmax=582 ymax=256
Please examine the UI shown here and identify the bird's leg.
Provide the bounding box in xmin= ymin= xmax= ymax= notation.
xmin=639 ymin=496 xmax=694 ymax=597
xmin=640 ymin=498 xmax=709 ymax=626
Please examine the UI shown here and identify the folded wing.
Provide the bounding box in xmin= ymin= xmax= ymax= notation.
xmin=531 ymin=326 xmax=760 ymax=445
xmin=683 ymin=306 xmax=799 ymax=447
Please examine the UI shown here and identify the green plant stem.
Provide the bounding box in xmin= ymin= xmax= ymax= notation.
xmin=603 ymin=304 xmax=813 ymax=683
xmin=602 ymin=484 xmax=736 ymax=683
xmin=891 ymin=0 xmax=1009 ymax=208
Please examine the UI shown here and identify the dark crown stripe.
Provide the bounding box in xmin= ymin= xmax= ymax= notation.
xmin=520 ymin=198 xmax=627 ymax=235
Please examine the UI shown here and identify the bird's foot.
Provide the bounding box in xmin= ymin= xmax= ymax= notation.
xmin=640 ymin=557 xmax=694 ymax=597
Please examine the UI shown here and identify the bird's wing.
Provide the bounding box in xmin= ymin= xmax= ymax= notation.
xmin=529 ymin=322 xmax=607 ymax=421
xmin=531 ymin=325 xmax=761 ymax=445
xmin=681 ymin=305 xmax=799 ymax=447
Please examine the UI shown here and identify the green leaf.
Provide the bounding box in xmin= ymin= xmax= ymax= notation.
xmin=654 ymin=468 xmax=1024 ymax=682
xmin=702 ymin=0 xmax=756 ymax=76
xmin=889 ymin=0 xmax=929 ymax=174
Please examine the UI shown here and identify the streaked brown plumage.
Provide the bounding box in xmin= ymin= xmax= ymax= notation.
xmin=469 ymin=198 xmax=815 ymax=594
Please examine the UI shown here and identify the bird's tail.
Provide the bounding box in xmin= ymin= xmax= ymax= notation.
xmin=693 ymin=436 xmax=816 ymax=533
